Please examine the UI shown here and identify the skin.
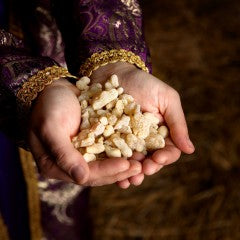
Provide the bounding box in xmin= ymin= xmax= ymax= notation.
xmin=91 ymin=62 xmax=195 ymax=188
xmin=28 ymin=62 xmax=194 ymax=188
xmin=29 ymin=77 xmax=142 ymax=187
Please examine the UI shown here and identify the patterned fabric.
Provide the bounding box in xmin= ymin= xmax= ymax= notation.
xmin=52 ymin=0 xmax=152 ymax=74
xmin=0 ymin=0 xmax=151 ymax=143
xmin=0 ymin=30 xmax=23 ymax=48
xmin=0 ymin=29 xmax=57 ymax=144
xmin=15 ymin=0 xmax=67 ymax=67
xmin=17 ymin=66 xmax=77 ymax=112
xmin=39 ymin=180 xmax=92 ymax=240
xmin=0 ymin=1 xmax=151 ymax=239
xmin=0 ymin=43 xmax=56 ymax=96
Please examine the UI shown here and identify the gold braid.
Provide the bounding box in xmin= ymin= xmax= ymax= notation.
xmin=79 ymin=49 xmax=149 ymax=77
xmin=17 ymin=66 xmax=77 ymax=110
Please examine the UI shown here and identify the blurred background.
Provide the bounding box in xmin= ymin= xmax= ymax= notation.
xmin=90 ymin=0 xmax=240 ymax=239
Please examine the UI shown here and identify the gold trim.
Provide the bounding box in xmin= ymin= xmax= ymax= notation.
xmin=79 ymin=49 xmax=149 ymax=77
xmin=0 ymin=214 xmax=10 ymax=240
xmin=17 ymin=66 xmax=77 ymax=110
xmin=19 ymin=148 xmax=42 ymax=240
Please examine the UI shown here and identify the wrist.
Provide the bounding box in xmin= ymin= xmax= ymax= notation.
xmin=17 ymin=66 xmax=77 ymax=112
xmin=44 ymin=77 xmax=73 ymax=89
xmin=91 ymin=62 xmax=137 ymax=85
xmin=37 ymin=77 xmax=80 ymax=102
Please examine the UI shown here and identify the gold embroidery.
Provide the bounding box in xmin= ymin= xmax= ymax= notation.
xmin=38 ymin=179 xmax=83 ymax=225
xmin=79 ymin=49 xmax=149 ymax=77
xmin=19 ymin=148 xmax=42 ymax=240
xmin=0 ymin=213 xmax=10 ymax=240
xmin=17 ymin=66 xmax=77 ymax=110
xmin=120 ymin=0 xmax=141 ymax=16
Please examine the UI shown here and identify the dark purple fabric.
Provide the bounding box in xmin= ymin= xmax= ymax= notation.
xmin=0 ymin=0 xmax=7 ymax=28
xmin=15 ymin=0 xmax=66 ymax=67
xmin=76 ymin=0 xmax=151 ymax=70
xmin=0 ymin=46 xmax=56 ymax=96
xmin=0 ymin=0 xmax=152 ymax=144
xmin=0 ymin=132 xmax=30 ymax=240
xmin=0 ymin=1 xmax=151 ymax=239
xmin=0 ymin=5 xmax=29 ymax=239
xmin=0 ymin=29 xmax=58 ymax=146
xmin=52 ymin=0 xmax=152 ymax=74
xmin=41 ymin=188 xmax=92 ymax=240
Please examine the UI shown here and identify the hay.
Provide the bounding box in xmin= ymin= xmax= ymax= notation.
xmin=90 ymin=0 xmax=240 ymax=239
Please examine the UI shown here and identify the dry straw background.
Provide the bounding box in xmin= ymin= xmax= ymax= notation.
xmin=90 ymin=0 xmax=240 ymax=239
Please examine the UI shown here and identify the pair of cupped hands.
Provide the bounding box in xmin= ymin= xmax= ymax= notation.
xmin=29 ymin=62 xmax=195 ymax=189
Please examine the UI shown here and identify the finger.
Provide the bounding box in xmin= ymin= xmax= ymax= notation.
xmin=38 ymin=126 xmax=89 ymax=185
xmin=111 ymin=160 xmax=142 ymax=188
xmin=155 ymin=164 xmax=164 ymax=173
xmin=128 ymin=173 xmax=144 ymax=186
xmin=117 ymin=179 xmax=130 ymax=189
xmin=151 ymin=138 xmax=181 ymax=165
xmin=116 ymin=160 xmax=142 ymax=182
xmin=88 ymin=157 xmax=130 ymax=178
xmin=142 ymin=158 xmax=161 ymax=175
xmin=87 ymin=159 xmax=141 ymax=186
xmin=29 ymin=133 xmax=73 ymax=182
xmin=164 ymin=91 xmax=195 ymax=154
xmin=131 ymin=152 xmax=145 ymax=161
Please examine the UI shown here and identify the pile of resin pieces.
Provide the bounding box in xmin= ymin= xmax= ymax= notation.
xmin=72 ymin=74 xmax=169 ymax=162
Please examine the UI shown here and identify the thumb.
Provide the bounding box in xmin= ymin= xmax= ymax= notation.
xmin=40 ymin=127 xmax=89 ymax=184
xmin=164 ymin=91 xmax=195 ymax=154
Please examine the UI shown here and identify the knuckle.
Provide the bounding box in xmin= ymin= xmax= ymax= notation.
xmin=175 ymin=150 xmax=182 ymax=161
xmin=130 ymin=162 xmax=142 ymax=173
xmin=171 ymin=89 xmax=181 ymax=100
xmin=117 ymin=174 xmax=130 ymax=183
xmin=54 ymin=148 xmax=68 ymax=167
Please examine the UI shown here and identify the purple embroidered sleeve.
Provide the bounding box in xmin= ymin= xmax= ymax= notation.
xmin=55 ymin=0 xmax=151 ymax=74
xmin=0 ymin=29 xmax=57 ymax=143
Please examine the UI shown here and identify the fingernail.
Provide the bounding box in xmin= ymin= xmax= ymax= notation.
xmin=71 ymin=165 xmax=85 ymax=183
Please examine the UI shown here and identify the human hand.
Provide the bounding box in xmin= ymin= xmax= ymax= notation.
xmin=91 ymin=62 xmax=195 ymax=188
xmin=28 ymin=78 xmax=141 ymax=186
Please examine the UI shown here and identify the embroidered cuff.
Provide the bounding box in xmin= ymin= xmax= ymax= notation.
xmin=17 ymin=66 xmax=77 ymax=111
xmin=79 ymin=49 xmax=149 ymax=77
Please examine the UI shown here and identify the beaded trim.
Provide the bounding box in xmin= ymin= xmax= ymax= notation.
xmin=17 ymin=66 xmax=77 ymax=109
xmin=79 ymin=49 xmax=149 ymax=77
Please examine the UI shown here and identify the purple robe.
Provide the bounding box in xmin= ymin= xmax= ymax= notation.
xmin=0 ymin=0 xmax=151 ymax=239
